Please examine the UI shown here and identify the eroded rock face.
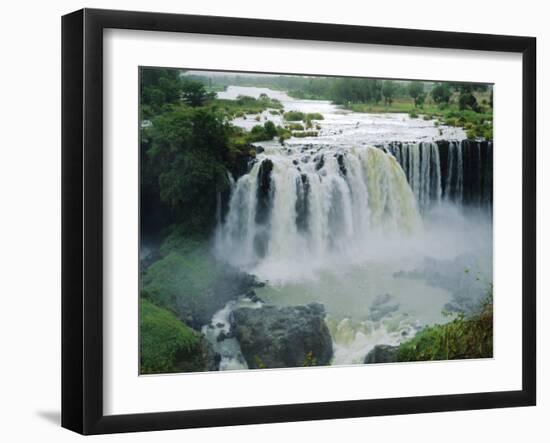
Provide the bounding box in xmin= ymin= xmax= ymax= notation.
xmin=230 ymin=303 xmax=333 ymax=369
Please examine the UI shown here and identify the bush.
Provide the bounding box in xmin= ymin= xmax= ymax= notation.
xmin=140 ymin=298 xmax=203 ymax=374
xmin=286 ymin=123 xmax=305 ymax=131
xmin=247 ymin=121 xmax=279 ymax=142
xmin=284 ymin=111 xmax=306 ymax=121
xmin=292 ymin=131 xmax=319 ymax=138
xmin=397 ymin=293 xmax=493 ymax=361
xmin=306 ymin=112 xmax=324 ymax=120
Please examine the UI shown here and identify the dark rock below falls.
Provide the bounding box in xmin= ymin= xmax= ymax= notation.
xmin=230 ymin=302 xmax=333 ymax=369
xmin=364 ymin=344 xmax=399 ymax=364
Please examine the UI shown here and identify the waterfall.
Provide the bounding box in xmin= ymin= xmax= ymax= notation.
xmin=215 ymin=145 xmax=422 ymax=271
xmin=386 ymin=140 xmax=492 ymax=211
xmin=385 ymin=142 xmax=442 ymax=212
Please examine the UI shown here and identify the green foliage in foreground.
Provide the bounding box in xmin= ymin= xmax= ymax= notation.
xmin=140 ymin=298 xmax=203 ymax=374
xmin=397 ymin=293 xmax=493 ymax=361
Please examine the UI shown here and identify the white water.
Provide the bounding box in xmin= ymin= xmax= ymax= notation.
xmin=215 ymin=145 xmax=422 ymax=279
xmin=210 ymin=86 xmax=492 ymax=367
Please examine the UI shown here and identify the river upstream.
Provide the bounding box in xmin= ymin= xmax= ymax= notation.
xmin=206 ymin=86 xmax=493 ymax=369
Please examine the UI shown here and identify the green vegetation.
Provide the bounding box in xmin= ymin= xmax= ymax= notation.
xmin=431 ymin=82 xmax=452 ymax=106
xmin=306 ymin=112 xmax=324 ymax=120
xmin=293 ymin=131 xmax=319 ymax=138
xmin=303 ymin=351 xmax=318 ymax=367
xmin=140 ymin=235 xmax=224 ymax=327
xmin=382 ymin=79 xmax=397 ymax=105
xmin=397 ymin=291 xmax=493 ymax=361
xmin=284 ymin=111 xmax=305 ymax=121
xmin=286 ymin=122 xmax=305 ymax=131
xmin=140 ymin=69 xmax=290 ymax=237
xmin=140 ymin=298 xmax=204 ymax=374
xmin=206 ymin=94 xmax=282 ymax=118
xmin=197 ymin=72 xmax=492 ymax=139
xmin=408 ymin=81 xmax=426 ymax=107
xmin=142 ymin=106 xmax=231 ymax=233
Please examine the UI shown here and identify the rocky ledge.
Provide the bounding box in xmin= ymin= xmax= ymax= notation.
xmin=230 ymin=302 xmax=333 ymax=369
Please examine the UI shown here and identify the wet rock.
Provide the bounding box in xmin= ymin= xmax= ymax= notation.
xmin=245 ymin=289 xmax=263 ymax=303
xmin=175 ymin=335 xmax=221 ymax=371
xmin=215 ymin=322 xmax=225 ymax=329
xmin=314 ymin=154 xmax=325 ymax=170
xmin=230 ymin=303 xmax=333 ymax=369
xmin=217 ymin=331 xmax=228 ymax=342
xmin=364 ymin=345 xmax=399 ymax=364
xmin=336 ymin=153 xmax=347 ymax=176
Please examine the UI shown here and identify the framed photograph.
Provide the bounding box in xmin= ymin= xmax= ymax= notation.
xmin=62 ymin=8 xmax=536 ymax=435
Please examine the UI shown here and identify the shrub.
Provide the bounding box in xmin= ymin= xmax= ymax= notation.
xmin=286 ymin=123 xmax=304 ymax=131
xmin=306 ymin=112 xmax=324 ymax=120
xmin=140 ymin=298 xmax=202 ymax=374
xmin=397 ymin=292 xmax=493 ymax=361
xmin=284 ymin=111 xmax=306 ymax=121
xmin=292 ymin=131 xmax=318 ymax=138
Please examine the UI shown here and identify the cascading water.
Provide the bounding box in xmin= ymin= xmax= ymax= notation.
xmin=215 ymin=145 xmax=422 ymax=275
xmin=385 ymin=142 xmax=442 ymax=213
xmin=386 ymin=140 xmax=493 ymax=211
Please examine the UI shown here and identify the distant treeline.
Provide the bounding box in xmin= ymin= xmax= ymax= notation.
xmin=187 ymin=72 xmax=492 ymax=112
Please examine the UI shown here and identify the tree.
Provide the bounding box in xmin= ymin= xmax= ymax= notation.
xmin=140 ymin=68 xmax=185 ymax=115
xmin=408 ymin=81 xmax=425 ymax=107
xmin=145 ymin=107 xmax=231 ymax=232
xmin=370 ymin=80 xmax=383 ymax=103
xmin=382 ymin=80 xmax=397 ymax=106
xmin=431 ymin=83 xmax=451 ymax=106
xmin=263 ymin=120 xmax=278 ymax=139
xmin=181 ymin=80 xmax=215 ymax=107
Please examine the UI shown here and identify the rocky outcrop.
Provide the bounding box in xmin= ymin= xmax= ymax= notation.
xmin=230 ymin=303 xmax=333 ymax=369
xmin=199 ymin=336 xmax=222 ymax=371
xmin=364 ymin=345 xmax=399 ymax=364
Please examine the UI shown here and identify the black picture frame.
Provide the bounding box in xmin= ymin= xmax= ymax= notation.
xmin=62 ymin=8 xmax=536 ymax=435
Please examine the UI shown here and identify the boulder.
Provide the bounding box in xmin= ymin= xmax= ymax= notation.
xmin=230 ymin=303 xmax=333 ymax=369
xmin=364 ymin=345 xmax=399 ymax=364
